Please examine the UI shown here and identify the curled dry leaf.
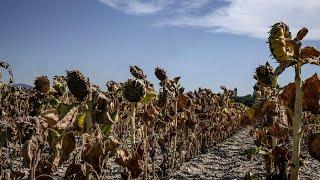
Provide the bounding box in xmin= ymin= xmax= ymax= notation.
xmin=280 ymin=73 xmax=320 ymax=114
xmin=47 ymin=128 xmax=60 ymax=147
xmin=41 ymin=109 xmax=59 ymax=127
xmin=177 ymin=93 xmax=191 ymax=112
xmin=250 ymin=99 xmax=277 ymax=121
xmin=173 ymin=76 xmax=181 ymax=84
xmin=61 ymin=132 xmax=76 ymax=158
xmin=56 ymin=106 xmax=78 ymax=130
xmin=300 ymin=46 xmax=320 ymax=59
xmin=81 ymin=134 xmax=106 ymax=172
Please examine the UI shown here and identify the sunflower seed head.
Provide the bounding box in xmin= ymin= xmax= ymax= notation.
xmin=155 ymin=67 xmax=167 ymax=81
xmin=34 ymin=76 xmax=50 ymax=94
xmin=123 ymin=79 xmax=146 ymax=103
xmin=106 ymin=80 xmax=120 ymax=92
xmin=66 ymin=70 xmax=90 ymax=101
xmin=130 ymin=66 xmax=145 ymax=79
xmin=255 ymin=62 xmax=274 ymax=86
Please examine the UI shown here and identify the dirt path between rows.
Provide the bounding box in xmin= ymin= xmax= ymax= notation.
xmin=169 ymin=127 xmax=320 ymax=180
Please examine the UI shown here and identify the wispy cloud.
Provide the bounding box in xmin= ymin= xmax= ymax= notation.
xmin=98 ymin=0 xmax=172 ymax=15
xmin=160 ymin=0 xmax=320 ymax=39
xmin=99 ymin=0 xmax=320 ymax=40
xmin=98 ymin=0 xmax=210 ymax=15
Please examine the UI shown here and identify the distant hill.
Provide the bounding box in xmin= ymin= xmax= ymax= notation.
xmin=12 ymin=83 xmax=32 ymax=90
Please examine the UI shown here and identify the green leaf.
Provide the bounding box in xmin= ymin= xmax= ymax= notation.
xmin=142 ymin=89 xmax=157 ymax=104
xmin=76 ymin=112 xmax=87 ymax=130
xmin=100 ymin=124 xmax=113 ymax=136
xmin=110 ymin=110 xmax=119 ymax=122
xmin=49 ymin=98 xmax=60 ymax=109
xmin=58 ymin=103 xmax=77 ymax=119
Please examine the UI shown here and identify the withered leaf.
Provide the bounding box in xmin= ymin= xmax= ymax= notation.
xmin=300 ymin=46 xmax=320 ymax=59
xmin=61 ymin=132 xmax=76 ymax=158
xmin=280 ymin=73 xmax=320 ymax=114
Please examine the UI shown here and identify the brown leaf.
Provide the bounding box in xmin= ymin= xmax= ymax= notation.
xmin=41 ymin=109 xmax=59 ymax=127
xmin=61 ymin=132 xmax=76 ymax=158
xmin=55 ymin=106 xmax=78 ymax=130
xmin=279 ymin=83 xmax=295 ymax=112
xmin=252 ymin=99 xmax=277 ymax=120
xmin=177 ymin=94 xmax=191 ymax=112
xmin=300 ymin=46 xmax=320 ymax=59
xmin=303 ymin=73 xmax=320 ymax=113
xmin=280 ymin=73 xmax=320 ymax=114
xmin=81 ymin=139 xmax=105 ymax=172
xmin=173 ymin=76 xmax=181 ymax=84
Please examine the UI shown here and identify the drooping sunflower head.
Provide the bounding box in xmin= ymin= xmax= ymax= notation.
xmin=155 ymin=67 xmax=167 ymax=81
xmin=268 ymin=22 xmax=294 ymax=62
xmin=106 ymin=80 xmax=120 ymax=92
xmin=255 ymin=62 xmax=275 ymax=86
xmin=122 ymin=79 xmax=146 ymax=103
xmin=130 ymin=65 xmax=145 ymax=79
xmin=34 ymin=76 xmax=50 ymax=94
xmin=66 ymin=70 xmax=91 ymax=101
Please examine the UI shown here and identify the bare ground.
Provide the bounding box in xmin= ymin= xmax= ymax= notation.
xmin=168 ymin=127 xmax=320 ymax=180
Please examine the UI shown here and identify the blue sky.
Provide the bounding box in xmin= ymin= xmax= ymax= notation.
xmin=1 ymin=0 xmax=320 ymax=95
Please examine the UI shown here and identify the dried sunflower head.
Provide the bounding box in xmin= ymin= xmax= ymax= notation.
xmin=123 ymin=79 xmax=146 ymax=103
xmin=255 ymin=62 xmax=275 ymax=87
xmin=0 ymin=61 xmax=9 ymax=69
xmin=155 ymin=67 xmax=167 ymax=81
xmin=66 ymin=70 xmax=90 ymax=101
xmin=106 ymin=80 xmax=120 ymax=92
xmin=268 ymin=22 xmax=294 ymax=62
xmin=34 ymin=76 xmax=50 ymax=94
xmin=130 ymin=66 xmax=145 ymax=79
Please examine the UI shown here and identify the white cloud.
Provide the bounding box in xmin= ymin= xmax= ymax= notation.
xmin=98 ymin=0 xmax=172 ymax=15
xmin=160 ymin=0 xmax=320 ymax=39
xmin=98 ymin=0 xmax=210 ymax=15
xmin=98 ymin=0 xmax=320 ymax=40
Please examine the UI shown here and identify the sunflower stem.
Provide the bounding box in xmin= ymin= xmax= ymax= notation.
xmin=172 ymin=99 xmax=178 ymax=168
xmin=291 ymin=64 xmax=303 ymax=180
xmin=130 ymin=103 xmax=136 ymax=145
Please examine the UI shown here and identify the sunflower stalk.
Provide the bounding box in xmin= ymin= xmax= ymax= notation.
xmin=143 ymin=119 xmax=148 ymax=180
xmin=291 ymin=63 xmax=303 ymax=180
xmin=85 ymin=93 xmax=93 ymax=134
xmin=172 ymin=99 xmax=178 ymax=168
xmin=130 ymin=103 xmax=136 ymax=145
